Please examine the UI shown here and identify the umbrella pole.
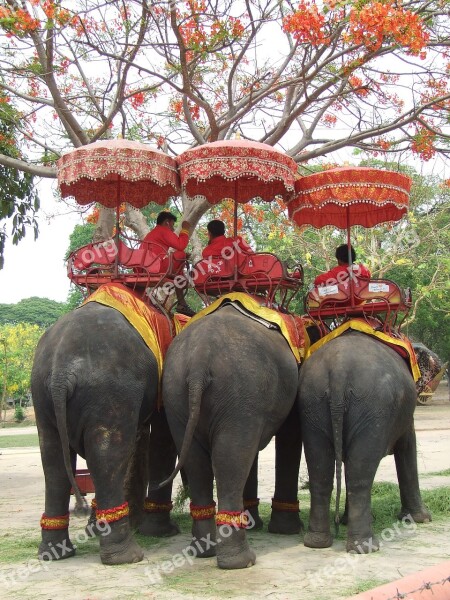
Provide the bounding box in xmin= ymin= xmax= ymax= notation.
xmin=347 ymin=209 xmax=355 ymax=307
xmin=114 ymin=176 xmax=121 ymax=279
xmin=233 ymin=188 xmax=239 ymax=282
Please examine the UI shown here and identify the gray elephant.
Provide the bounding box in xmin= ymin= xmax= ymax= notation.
xmin=298 ymin=330 xmax=432 ymax=554
xmin=31 ymin=300 xmax=178 ymax=566
xmin=160 ymin=304 xmax=302 ymax=569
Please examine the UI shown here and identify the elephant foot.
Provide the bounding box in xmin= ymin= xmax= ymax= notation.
xmin=304 ymin=530 xmax=333 ymax=549
xmin=347 ymin=535 xmax=379 ymax=554
xmin=268 ymin=510 xmax=304 ymax=535
xmin=99 ymin=517 xmax=144 ymax=565
xmin=245 ymin=506 xmax=263 ymax=530
xmin=191 ymin=517 xmax=217 ymax=558
xmin=398 ymin=507 xmax=432 ymax=524
xmin=38 ymin=537 xmax=76 ymax=561
xmin=139 ymin=513 xmax=180 ymax=537
xmin=216 ymin=529 xmax=256 ymax=569
xmin=217 ymin=547 xmax=256 ymax=569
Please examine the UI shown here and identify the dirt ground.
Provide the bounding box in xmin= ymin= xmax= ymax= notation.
xmin=1 ymin=383 xmax=449 ymax=600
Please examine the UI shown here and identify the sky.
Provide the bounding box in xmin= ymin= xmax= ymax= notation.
xmin=0 ymin=180 xmax=83 ymax=305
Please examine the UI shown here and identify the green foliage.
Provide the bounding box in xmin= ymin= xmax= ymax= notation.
xmin=0 ymin=323 xmax=44 ymax=401
xmin=0 ymin=94 xmax=39 ymax=269
xmin=66 ymin=223 xmax=96 ymax=258
xmin=0 ymin=297 xmax=68 ymax=327
xmin=13 ymin=404 xmax=24 ymax=422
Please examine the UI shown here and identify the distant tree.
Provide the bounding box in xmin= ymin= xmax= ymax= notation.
xmin=0 ymin=297 xmax=68 ymax=327
xmin=0 ymin=323 xmax=44 ymax=407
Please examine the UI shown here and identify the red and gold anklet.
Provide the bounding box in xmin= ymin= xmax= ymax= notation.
xmin=96 ymin=501 xmax=129 ymax=523
xmin=144 ymin=499 xmax=173 ymax=513
xmin=216 ymin=510 xmax=249 ymax=529
xmin=190 ymin=502 xmax=216 ymax=520
xmin=243 ymin=498 xmax=260 ymax=509
xmin=271 ymin=499 xmax=299 ymax=512
xmin=40 ymin=513 xmax=70 ymax=530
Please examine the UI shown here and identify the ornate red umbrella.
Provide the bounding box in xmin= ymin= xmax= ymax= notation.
xmin=289 ymin=166 xmax=411 ymax=231
xmin=57 ymin=139 xmax=180 ymax=276
xmin=289 ymin=166 xmax=412 ymax=307
xmin=57 ymin=138 xmax=180 ymax=208
xmin=176 ymin=139 xmax=298 ymax=235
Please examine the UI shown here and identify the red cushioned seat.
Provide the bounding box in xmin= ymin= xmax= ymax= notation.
xmin=191 ymin=256 xmax=236 ymax=296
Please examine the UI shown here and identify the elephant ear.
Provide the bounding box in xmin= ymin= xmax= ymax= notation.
xmin=412 ymin=343 xmax=445 ymax=395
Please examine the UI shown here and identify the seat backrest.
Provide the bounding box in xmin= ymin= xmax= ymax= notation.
xmin=355 ymin=278 xmax=403 ymax=305
xmin=307 ymin=280 xmax=352 ymax=310
xmin=71 ymin=240 xmax=117 ymax=270
xmin=238 ymin=253 xmax=284 ymax=279
xmin=191 ymin=256 xmax=235 ymax=286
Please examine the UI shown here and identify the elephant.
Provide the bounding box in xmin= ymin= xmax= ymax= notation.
xmin=160 ymin=304 xmax=302 ymax=569
xmin=297 ymin=330 xmax=432 ymax=554
xmin=31 ymin=300 xmax=179 ymax=566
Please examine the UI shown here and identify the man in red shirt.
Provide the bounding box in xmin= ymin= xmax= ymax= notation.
xmin=141 ymin=211 xmax=194 ymax=316
xmin=314 ymin=244 xmax=371 ymax=286
xmin=202 ymin=220 xmax=252 ymax=259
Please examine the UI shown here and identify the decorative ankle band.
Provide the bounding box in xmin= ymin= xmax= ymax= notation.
xmin=91 ymin=498 xmax=97 ymax=510
xmin=144 ymin=499 xmax=173 ymax=513
xmin=40 ymin=513 xmax=70 ymax=530
xmin=271 ymin=499 xmax=299 ymax=512
xmin=96 ymin=501 xmax=129 ymax=523
xmin=243 ymin=498 xmax=260 ymax=509
xmin=190 ymin=502 xmax=216 ymax=520
xmin=216 ymin=510 xmax=249 ymax=529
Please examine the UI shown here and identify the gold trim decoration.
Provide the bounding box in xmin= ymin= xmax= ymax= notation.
xmin=306 ymin=318 xmax=420 ymax=381
xmin=183 ymin=291 xmax=309 ymax=363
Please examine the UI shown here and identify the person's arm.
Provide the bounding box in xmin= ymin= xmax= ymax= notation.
xmin=237 ymin=236 xmax=253 ymax=254
xmin=314 ymin=272 xmax=328 ymax=285
xmin=161 ymin=227 xmax=189 ymax=251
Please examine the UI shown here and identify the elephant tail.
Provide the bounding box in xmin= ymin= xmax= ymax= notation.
xmin=50 ymin=381 xmax=89 ymax=515
xmin=157 ymin=376 xmax=205 ymax=489
xmin=330 ymin=396 xmax=345 ymax=536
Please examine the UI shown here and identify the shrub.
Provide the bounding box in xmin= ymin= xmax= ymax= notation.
xmin=14 ymin=405 xmax=25 ymax=422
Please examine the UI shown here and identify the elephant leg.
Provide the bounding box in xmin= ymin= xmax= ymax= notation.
xmin=394 ymin=427 xmax=431 ymax=523
xmin=344 ymin=442 xmax=381 ymax=554
xmin=243 ymin=456 xmax=263 ymax=530
xmin=84 ymin=422 xmax=144 ymax=566
xmin=139 ymin=408 xmax=180 ymax=537
xmin=37 ymin=424 xmax=75 ymax=561
xmin=302 ymin=428 xmax=334 ymax=549
xmin=269 ymin=404 xmax=303 ymax=535
xmin=182 ymin=439 xmax=217 ymax=559
xmin=212 ymin=433 xmax=258 ymax=570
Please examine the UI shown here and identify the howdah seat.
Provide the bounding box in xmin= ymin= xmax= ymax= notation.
xmin=305 ymin=275 xmax=412 ymax=334
xmin=190 ymin=249 xmax=303 ymax=309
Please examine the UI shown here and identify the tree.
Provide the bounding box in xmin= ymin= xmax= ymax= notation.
xmin=0 ymin=296 xmax=69 ymax=327
xmin=0 ymin=90 xmax=39 ymax=268
xmin=0 ymin=0 xmax=449 ymax=239
xmin=0 ymin=323 xmax=44 ymax=411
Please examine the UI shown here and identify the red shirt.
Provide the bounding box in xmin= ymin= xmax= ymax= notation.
xmin=314 ymin=263 xmax=371 ymax=286
xmin=202 ymin=235 xmax=252 ymax=259
xmin=141 ymin=224 xmax=189 ymax=256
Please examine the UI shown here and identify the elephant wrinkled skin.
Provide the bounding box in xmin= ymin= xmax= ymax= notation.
xmin=161 ymin=305 xmax=301 ymax=569
xmin=298 ymin=331 xmax=431 ymax=554
xmin=31 ymin=301 xmax=178 ymax=566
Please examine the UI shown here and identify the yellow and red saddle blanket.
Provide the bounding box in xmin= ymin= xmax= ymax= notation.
xmin=305 ymin=318 xmax=421 ymax=381
xmin=185 ymin=292 xmax=310 ymax=363
xmin=82 ymin=283 xmax=189 ymax=380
